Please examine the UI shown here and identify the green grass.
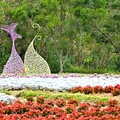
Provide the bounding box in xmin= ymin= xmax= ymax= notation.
xmin=6 ymin=89 xmax=111 ymax=103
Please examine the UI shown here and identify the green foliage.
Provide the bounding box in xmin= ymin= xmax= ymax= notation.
xmin=0 ymin=0 xmax=119 ymax=73
xmin=12 ymin=89 xmax=110 ymax=103
xmin=19 ymin=90 xmax=38 ymax=98
xmin=109 ymin=54 xmax=120 ymax=71
xmin=64 ymin=65 xmax=107 ymax=74
xmin=0 ymin=89 xmax=11 ymax=95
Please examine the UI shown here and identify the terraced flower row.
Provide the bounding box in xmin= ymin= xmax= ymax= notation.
xmin=71 ymin=84 xmax=120 ymax=96
xmin=0 ymin=97 xmax=120 ymax=120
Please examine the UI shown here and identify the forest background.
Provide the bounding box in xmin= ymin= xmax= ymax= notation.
xmin=0 ymin=0 xmax=119 ymax=74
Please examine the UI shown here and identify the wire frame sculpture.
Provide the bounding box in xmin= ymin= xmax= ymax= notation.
xmin=1 ymin=23 xmax=25 ymax=75
xmin=24 ymin=23 xmax=51 ymax=75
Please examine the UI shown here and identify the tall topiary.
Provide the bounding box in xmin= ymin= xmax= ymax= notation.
xmin=24 ymin=23 xmax=51 ymax=75
xmin=1 ymin=23 xmax=25 ymax=75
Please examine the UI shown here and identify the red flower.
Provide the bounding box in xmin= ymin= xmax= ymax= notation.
xmin=104 ymin=86 xmax=113 ymax=93
xmin=37 ymin=96 xmax=44 ymax=104
xmin=78 ymin=102 xmax=90 ymax=112
xmin=65 ymin=104 xmax=75 ymax=114
xmin=93 ymin=86 xmax=103 ymax=93
xmin=44 ymin=99 xmax=54 ymax=107
xmin=111 ymin=88 xmax=120 ymax=96
xmin=26 ymin=96 xmax=34 ymax=102
xmin=0 ymin=96 xmax=119 ymax=119
xmin=71 ymin=86 xmax=83 ymax=93
xmin=55 ymin=98 xmax=66 ymax=107
xmin=115 ymin=84 xmax=120 ymax=89
xmin=83 ymin=85 xmax=93 ymax=94
xmin=109 ymin=99 xmax=118 ymax=107
xmin=67 ymin=99 xmax=78 ymax=106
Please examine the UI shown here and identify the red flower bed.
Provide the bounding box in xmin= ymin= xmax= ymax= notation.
xmin=71 ymin=84 xmax=120 ymax=96
xmin=0 ymin=97 xmax=120 ymax=120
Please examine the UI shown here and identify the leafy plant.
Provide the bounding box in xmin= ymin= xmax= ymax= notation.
xmin=83 ymin=85 xmax=93 ymax=94
xmin=0 ymin=98 xmax=119 ymax=119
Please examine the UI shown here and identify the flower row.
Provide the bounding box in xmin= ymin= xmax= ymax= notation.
xmin=0 ymin=97 xmax=120 ymax=120
xmin=71 ymin=84 xmax=120 ymax=96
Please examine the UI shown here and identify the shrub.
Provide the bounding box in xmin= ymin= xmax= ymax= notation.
xmin=78 ymin=102 xmax=89 ymax=111
xmin=93 ymin=86 xmax=103 ymax=93
xmin=65 ymin=104 xmax=75 ymax=114
xmin=65 ymin=65 xmax=108 ymax=74
xmin=109 ymin=99 xmax=118 ymax=107
xmin=104 ymin=86 xmax=113 ymax=93
xmin=37 ymin=96 xmax=44 ymax=104
xmin=111 ymin=88 xmax=120 ymax=96
xmin=71 ymin=86 xmax=83 ymax=93
xmin=44 ymin=99 xmax=54 ymax=107
xmin=67 ymin=99 xmax=78 ymax=106
xmin=83 ymin=85 xmax=93 ymax=94
xmin=115 ymin=84 xmax=120 ymax=89
xmin=55 ymin=98 xmax=66 ymax=107
xmin=71 ymin=84 xmax=120 ymax=96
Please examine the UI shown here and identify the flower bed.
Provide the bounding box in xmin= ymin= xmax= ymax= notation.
xmin=71 ymin=84 xmax=120 ymax=96
xmin=0 ymin=75 xmax=120 ymax=91
xmin=0 ymin=97 xmax=120 ymax=120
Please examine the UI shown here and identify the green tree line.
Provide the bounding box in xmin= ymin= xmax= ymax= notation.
xmin=0 ymin=0 xmax=120 ymax=73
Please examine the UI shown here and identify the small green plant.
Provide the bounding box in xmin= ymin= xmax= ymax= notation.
xmin=23 ymin=91 xmax=38 ymax=98
xmin=0 ymin=89 xmax=11 ymax=95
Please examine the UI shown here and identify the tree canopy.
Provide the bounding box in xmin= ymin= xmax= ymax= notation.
xmin=0 ymin=0 xmax=120 ymax=73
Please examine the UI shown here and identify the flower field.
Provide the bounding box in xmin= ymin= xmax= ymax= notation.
xmin=0 ymin=97 xmax=120 ymax=120
xmin=0 ymin=75 xmax=120 ymax=120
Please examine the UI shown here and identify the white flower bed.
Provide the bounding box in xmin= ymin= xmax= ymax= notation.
xmin=0 ymin=75 xmax=120 ymax=91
